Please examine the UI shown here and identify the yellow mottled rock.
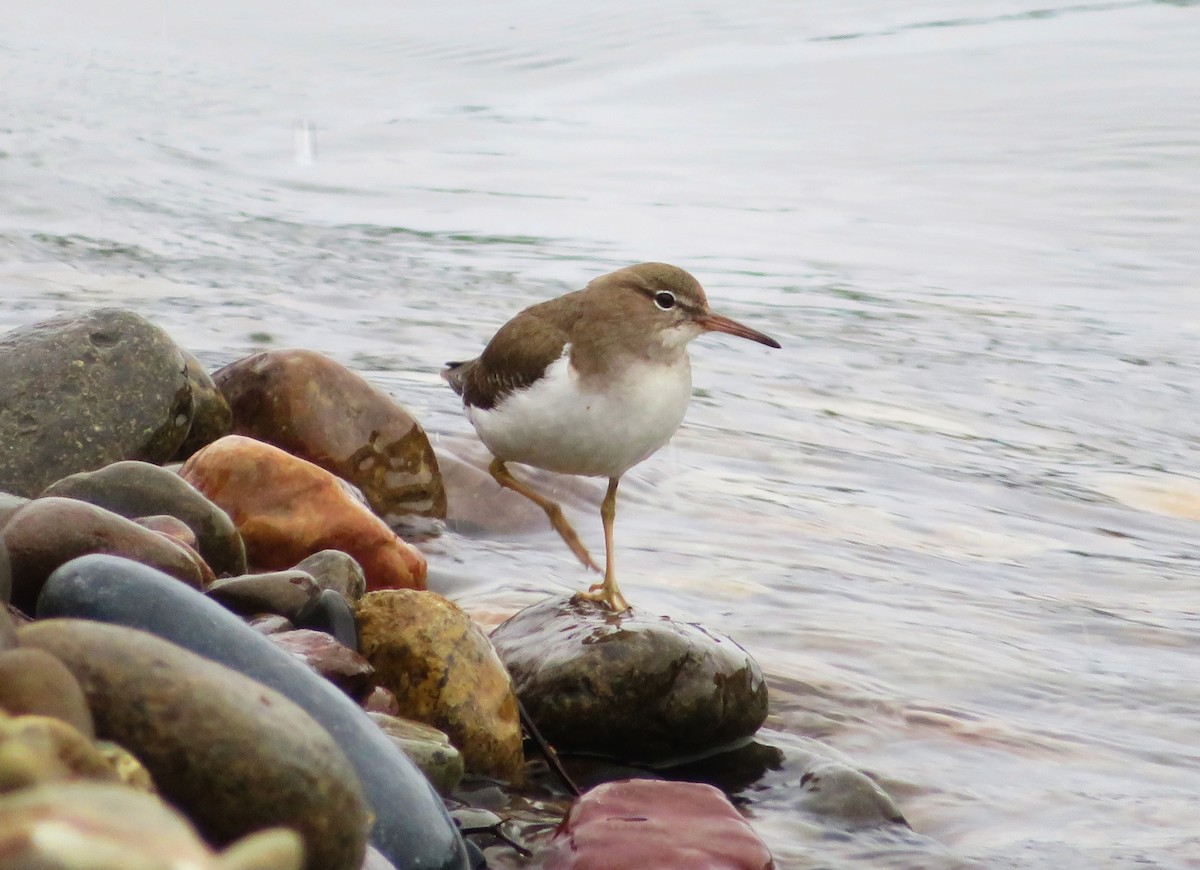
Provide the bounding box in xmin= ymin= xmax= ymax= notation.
xmin=0 ymin=713 xmax=118 ymax=793
xmin=356 ymin=590 xmax=523 ymax=780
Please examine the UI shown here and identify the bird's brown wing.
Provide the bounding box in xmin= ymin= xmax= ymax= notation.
xmin=442 ymin=300 xmax=575 ymax=410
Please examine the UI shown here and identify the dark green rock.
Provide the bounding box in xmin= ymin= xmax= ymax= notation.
xmin=0 ymin=309 xmax=192 ymax=497
xmin=490 ymin=597 xmax=769 ymax=764
xmin=42 ymin=460 xmax=246 ymax=577
xmin=174 ymin=351 xmax=233 ymax=461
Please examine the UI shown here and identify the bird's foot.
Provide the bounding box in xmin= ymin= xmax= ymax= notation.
xmin=574 ymin=580 xmax=631 ymax=614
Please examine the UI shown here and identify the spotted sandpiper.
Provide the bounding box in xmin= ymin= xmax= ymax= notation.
xmin=443 ymin=262 xmax=780 ymax=612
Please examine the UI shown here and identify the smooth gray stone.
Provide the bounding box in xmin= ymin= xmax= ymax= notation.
xmin=38 ymin=554 xmax=471 ymax=870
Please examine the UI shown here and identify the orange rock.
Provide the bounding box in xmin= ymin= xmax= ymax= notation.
xmin=214 ymin=349 xmax=446 ymax=522
xmin=541 ymin=779 xmax=775 ymax=870
xmin=179 ymin=436 xmax=426 ymax=590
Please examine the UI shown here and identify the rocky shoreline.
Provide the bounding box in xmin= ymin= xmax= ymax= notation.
xmin=0 ymin=307 xmax=904 ymax=868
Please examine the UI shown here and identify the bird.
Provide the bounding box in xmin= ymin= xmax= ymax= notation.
xmin=443 ymin=262 xmax=780 ymax=612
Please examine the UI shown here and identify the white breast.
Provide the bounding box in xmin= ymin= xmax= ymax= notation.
xmin=467 ymin=350 xmax=693 ymax=479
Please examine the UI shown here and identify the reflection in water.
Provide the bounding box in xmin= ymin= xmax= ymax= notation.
xmin=2 ymin=0 xmax=1200 ymax=866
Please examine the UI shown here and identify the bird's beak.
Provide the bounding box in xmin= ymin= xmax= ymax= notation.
xmin=697 ymin=311 xmax=781 ymax=349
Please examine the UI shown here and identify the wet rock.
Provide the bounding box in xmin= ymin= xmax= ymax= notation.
xmin=0 ymin=606 xmax=15 ymax=649
xmin=4 ymin=496 xmax=207 ymax=613
xmin=0 ymin=492 xmax=29 ymax=531
xmin=368 ymin=712 xmax=464 ymax=797
xmin=0 ymin=542 xmax=10 ymax=610
xmin=538 ymin=779 xmax=775 ymax=870
xmin=208 ymin=570 xmax=320 ymax=619
xmin=356 ymin=590 xmax=523 ymax=780
xmin=295 ymin=587 xmax=360 ymax=648
xmin=41 ymin=459 xmax=247 ymax=577
xmin=0 ymin=712 xmax=118 ymax=791
xmin=19 ymin=618 xmax=370 ymax=870
xmin=36 ymin=553 xmax=472 ymax=870
xmin=134 ymin=513 xmax=200 ymax=548
xmin=94 ymin=740 xmax=156 ymax=792
xmin=796 ymin=759 xmax=908 ymax=828
xmin=269 ymin=628 xmax=374 ymax=698
xmin=0 ymin=782 xmax=305 ymax=870
xmin=215 ymin=348 xmax=447 ymax=521
xmin=247 ymin=614 xmax=294 ymax=635
xmin=295 ymin=548 xmax=367 ymax=601
xmin=490 ymin=597 xmax=769 ymax=764
xmin=362 ymin=686 xmax=401 ymax=716
xmin=0 ymin=308 xmax=192 ymax=497
xmin=0 ymin=647 xmax=94 ymax=737
xmin=175 ymin=350 xmax=234 ymax=461
xmin=180 ymin=435 xmax=427 ymax=590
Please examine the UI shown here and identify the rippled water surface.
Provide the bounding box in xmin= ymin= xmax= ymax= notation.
xmin=4 ymin=1 xmax=1200 ymax=866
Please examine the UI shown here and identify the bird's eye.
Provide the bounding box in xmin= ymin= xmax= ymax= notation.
xmin=653 ymin=291 xmax=676 ymax=310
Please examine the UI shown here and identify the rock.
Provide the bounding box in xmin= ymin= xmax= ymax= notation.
xmin=0 ymin=308 xmax=192 ymax=497
xmin=4 ymin=497 xmax=207 ymax=613
xmin=294 ymin=549 xmax=367 ymax=601
xmin=247 ymin=614 xmax=294 ymax=635
xmin=795 ymin=759 xmax=908 ymax=828
xmin=362 ymin=686 xmax=400 ymax=716
xmin=41 ymin=459 xmax=247 ymax=577
xmin=0 ymin=647 xmax=95 ymax=737
xmin=0 ymin=712 xmax=118 ymax=791
xmin=0 ymin=492 xmax=29 ymax=532
xmin=175 ymin=350 xmax=234 ymax=461
xmin=538 ymin=779 xmax=775 ymax=870
xmin=94 ymin=740 xmax=156 ymax=792
xmin=490 ymin=598 xmax=769 ymax=764
xmin=294 ymin=587 xmax=359 ymax=648
xmin=214 ymin=348 xmax=446 ymax=522
xmin=0 ymin=542 xmax=10 ymax=611
xmin=180 ymin=435 xmax=427 ymax=591
xmin=0 ymin=782 xmax=305 ymax=870
xmin=134 ymin=513 xmax=200 ymax=548
xmin=36 ymin=553 xmax=472 ymax=870
xmin=368 ymin=712 xmax=464 ymax=796
xmin=0 ymin=606 xmax=14 ymax=649
xmin=207 ymin=570 xmax=320 ymax=619
xmin=19 ymin=618 xmax=370 ymax=870
xmin=268 ymin=629 xmax=374 ymax=698
xmin=356 ymin=590 xmax=523 ymax=780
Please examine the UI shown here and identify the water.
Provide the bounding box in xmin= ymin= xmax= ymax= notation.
xmin=3 ymin=1 xmax=1200 ymax=866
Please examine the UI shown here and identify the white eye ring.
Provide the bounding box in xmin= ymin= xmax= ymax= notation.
xmin=653 ymin=291 xmax=676 ymax=310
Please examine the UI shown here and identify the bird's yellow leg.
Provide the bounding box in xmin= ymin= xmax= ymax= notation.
xmin=576 ymin=476 xmax=631 ymax=612
xmin=488 ymin=458 xmax=600 ymax=572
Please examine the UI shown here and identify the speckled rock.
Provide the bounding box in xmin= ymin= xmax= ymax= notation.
xmin=0 ymin=647 xmax=94 ymax=737
xmin=180 ymin=435 xmax=426 ymax=590
xmin=295 ymin=549 xmax=367 ymax=601
xmin=368 ymin=712 xmax=464 ymax=796
xmin=175 ymin=350 xmax=234 ymax=461
xmin=0 ymin=712 xmax=118 ymax=791
xmin=35 ymin=553 xmax=472 ymax=870
xmin=0 ymin=782 xmax=305 ymax=870
xmin=269 ymin=628 xmax=374 ymax=699
xmin=19 ymin=618 xmax=370 ymax=870
xmin=215 ymin=348 xmax=446 ymax=522
xmin=4 ymin=497 xmax=207 ymax=613
xmin=0 ymin=308 xmax=192 ymax=497
xmin=41 ymin=459 xmax=246 ymax=577
xmin=356 ymin=590 xmax=523 ymax=780
xmin=538 ymin=779 xmax=775 ymax=870
xmin=207 ymin=570 xmax=320 ymax=619
xmin=490 ymin=597 xmax=769 ymax=764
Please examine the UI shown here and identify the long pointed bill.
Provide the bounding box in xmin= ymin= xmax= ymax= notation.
xmin=697 ymin=311 xmax=781 ymax=349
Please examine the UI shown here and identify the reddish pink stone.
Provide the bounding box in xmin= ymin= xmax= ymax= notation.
xmin=541 ymin=779 xmax=774 ymax=870
xmin=179 ymin=435 xmax=426 ymax=591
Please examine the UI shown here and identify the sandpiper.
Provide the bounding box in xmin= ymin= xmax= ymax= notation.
xmin=443 ymin=262 xmax=780 ymax=612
